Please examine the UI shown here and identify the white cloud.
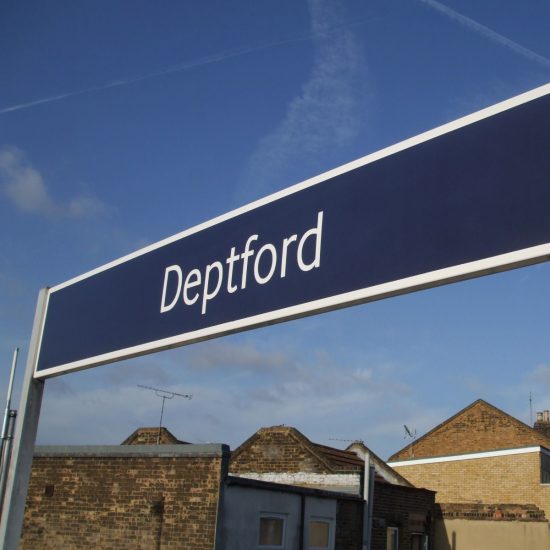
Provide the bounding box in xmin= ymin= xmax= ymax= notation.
xmin=0 ymin=148 xmax=56 ymax=215
xmin=67 ymin=195 xmax=109 ymax=219
xmin=0 ymin=146 xmax=108 ymax=219
xmin=35 ymin=340 xmax=422 ymax=458
xmin=238 ymin=0 xmax=369 ymax=201
xmin=186 ymin=340 xmax=297 ymax=375
xmin=527 ymin=364 xmax=550 ymax=386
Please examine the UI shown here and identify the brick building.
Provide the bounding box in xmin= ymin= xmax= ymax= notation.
xmin=19 ymin=428 xmax=371 ymax=549
xmin=22 ymin=441 xmax=229 ymax=549
xmin=230 ymin=425 xmax=435 ymax=550
xmin=387 ymin=399 xmax=550 ymax=548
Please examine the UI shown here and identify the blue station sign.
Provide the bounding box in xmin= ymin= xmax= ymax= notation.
xmin=35 ymin=83 xmax=550 ymax=378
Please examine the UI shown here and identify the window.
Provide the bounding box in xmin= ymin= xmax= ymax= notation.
xmin=259 ymin=514 xmax=286 ymax=548
xmin=411 ymin=533 xmax=428 ymax=550
xmin=387 ymin=527 xmax=399 ymax=550
xmin=540 ymin=454 xmax=550 ymax=484
xmin=308 ymin=518 xmax=333 ymax=549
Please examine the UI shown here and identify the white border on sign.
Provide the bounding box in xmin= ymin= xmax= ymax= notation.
xmin=35 ymin=82 xmax=550 ymax=379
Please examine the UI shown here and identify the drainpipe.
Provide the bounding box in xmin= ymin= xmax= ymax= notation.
xmin=299 ymin=493 xmax=305 ymax=550
xmin=362 ymin=453 xmax=375 ymax=550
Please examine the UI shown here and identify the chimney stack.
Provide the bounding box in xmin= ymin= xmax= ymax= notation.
xmin=534 ymin=410 xmax=550 ymax=439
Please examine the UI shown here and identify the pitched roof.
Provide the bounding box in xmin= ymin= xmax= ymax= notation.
xmin=230 ymin=426 xmax=364 ymax=474
xmin=121 ymin=427 xmax=188 ymax=445
xmin=388 ymin=399 xmax=550 ymax=462
xmin=346 ymin=441 xmax=413 ymax=487
xmin=312 ymin=442 xmax=365 ymax=470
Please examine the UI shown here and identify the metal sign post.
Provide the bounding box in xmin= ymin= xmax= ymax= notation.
xmin=0 ymin=290 xmax=48 ymax=549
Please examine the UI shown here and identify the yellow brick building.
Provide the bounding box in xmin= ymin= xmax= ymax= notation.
xmin=387 ymin=399 xmax=550 ymax=548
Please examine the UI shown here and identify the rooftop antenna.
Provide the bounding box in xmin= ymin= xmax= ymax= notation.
xmin=329 ymin=437 xmax=364 ymax=445
xmin=138 ymin=385 xmax=192 ymax=444
xmin=530 ymin=391 xmax=533 ymax=426
xmin=404 ymin=425 xmax=417 ymax=458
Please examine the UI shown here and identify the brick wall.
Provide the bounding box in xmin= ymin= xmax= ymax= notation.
xmin=370 ymin=483 xmax=435 ymax=550
xmin=392 ymin=451 xmax=550 ymax=520
xmin=335 ymin=499 xmax=363 ymax=550
xmin=436 ymin=502 xmax=547 ymax=521
xmin=390 ymin=401 xmax=550 ymax=461
xmin=231 ymin=429 xmax=332 ymax=474
xmin=534 ymin=419 xmax=550 ymax=439
xmin=21 ymin=445 xmax=229 ymax=550
xmin=121 ymin=427 xmax=182 ymax=445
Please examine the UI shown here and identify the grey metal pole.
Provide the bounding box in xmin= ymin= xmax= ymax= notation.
xmin=0 ymin=410 xmax=17 ymax=515
xmin=1 ymin=348 xmax=19 ymax=452
xmin=0 ymin=348 xmax=19 ymax=508
xmin=362 ymin=454 xmax=375 ymax=550
xmin=0 ymin=289 xmax=49 ymax=550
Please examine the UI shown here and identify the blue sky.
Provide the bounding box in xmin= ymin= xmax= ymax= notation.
xmin=1 ymin=0 xmax=549 ymax=459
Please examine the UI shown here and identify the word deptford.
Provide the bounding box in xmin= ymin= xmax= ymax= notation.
xmin=160 ymin=211 xmax=324 ymax=315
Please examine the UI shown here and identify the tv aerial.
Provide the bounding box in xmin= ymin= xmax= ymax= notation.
xmin=403 ymin=425 xmax=416 ymax=440
xmin=138 ymin=385 xmax=192 ymax=444
xmin=328 ymin=437 xmax=364 ymax=445
xmin=403 ymin=424 xmax=417 ymax=458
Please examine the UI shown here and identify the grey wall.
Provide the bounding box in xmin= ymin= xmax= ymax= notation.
xmin=219 ymin=485 xmax=338 ymax=550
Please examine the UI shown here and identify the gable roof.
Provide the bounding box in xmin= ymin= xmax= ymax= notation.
xmin=121 ymin=427 xmax=188 ymax=445
xmin=388 ymin=399 xmax=550 ymax=462
xmin=230 ymin=426 xmax=363 ymax=474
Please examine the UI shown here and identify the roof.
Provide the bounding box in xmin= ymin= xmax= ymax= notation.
xmin=388 ymin=399 xmax=550 ymax=462
xmin=231 ymin=425 xmax=364 ymax=474
xmin=312 ymin=442 xmax=365 ymax=469
xmin=346 ymin=441 xmax=413 ymax=487
xmin=121 ymin=427 xmax=189 ymax=445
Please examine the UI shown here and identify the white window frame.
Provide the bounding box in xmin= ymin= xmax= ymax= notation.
xmin=307 ymin=516 xmax=334 ymax=550
xmin=258 ymin=512 xmax=287 ymax=549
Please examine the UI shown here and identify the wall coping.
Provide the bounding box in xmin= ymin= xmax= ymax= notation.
xmin=436 ymin=503 xmax=548 ymax=522
xmin=34 ymin=443 xmax=230 ymax=458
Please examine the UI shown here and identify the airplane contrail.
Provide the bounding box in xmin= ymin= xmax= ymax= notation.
xmin=419 ymin=0 xmax=550 ymax=68
xmin=0 ymin=41 xmax=301 ymax=115
xmin=0 ymin=14 xmax=379 ymax=117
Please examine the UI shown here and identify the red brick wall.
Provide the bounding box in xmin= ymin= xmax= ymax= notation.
xmin=21 ymin=448 xmax=228 ymax=550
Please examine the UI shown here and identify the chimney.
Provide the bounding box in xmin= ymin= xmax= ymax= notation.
xmin=534 ymin=411 xmax=550 ymax=439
